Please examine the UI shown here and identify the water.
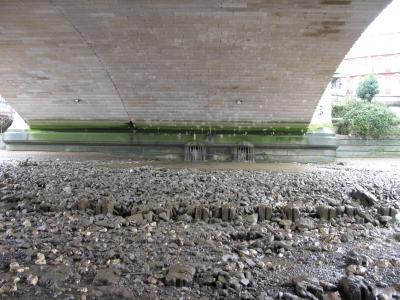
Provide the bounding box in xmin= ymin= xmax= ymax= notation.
xmin=1 ymin=150 xmax=400 ymax=172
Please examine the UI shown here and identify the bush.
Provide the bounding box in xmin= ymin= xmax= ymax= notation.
xmin=337 ymin=101 xmax=398 ymax=138
xmin=356 ymin=75 xmax=379 ymax=102
xmin=332 ymin=100 xmax=351 ymax=118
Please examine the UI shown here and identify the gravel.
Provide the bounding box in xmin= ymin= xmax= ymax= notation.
xmin=0 ymin=159 xmax=399 ymax=299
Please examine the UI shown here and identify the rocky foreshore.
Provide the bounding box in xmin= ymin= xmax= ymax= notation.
xmin=0 ymin=160 xmax=399 ymax=299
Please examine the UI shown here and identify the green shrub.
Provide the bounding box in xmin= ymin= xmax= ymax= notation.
xmin=332 ymin=101 xmax=351 ymax=118
xmin=339 ymin=101 xmax=398 ymax=138
xmin=356 ymin=75 xmax=380 ymax=102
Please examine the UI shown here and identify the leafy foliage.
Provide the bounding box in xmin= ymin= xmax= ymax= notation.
xmin=332 ymin=101 xmax=350 ymax=118
xmin=356 ymin=75 xmax=380 ymax=102
xmin=337 ymin=101 xmax=398 ymax=138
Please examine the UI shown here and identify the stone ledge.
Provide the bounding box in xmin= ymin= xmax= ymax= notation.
xmin=3 ymin=129 xmax=338 ymax=163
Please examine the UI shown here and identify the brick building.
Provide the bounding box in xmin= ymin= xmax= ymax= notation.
xmin=331 ymin=0 xmax=400 ymax=115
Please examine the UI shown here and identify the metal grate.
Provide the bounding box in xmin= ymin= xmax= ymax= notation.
xmin=185 ymin=144 xmax=206 ymax=161
xmin=234 ymin=144 xmax=254 ymax=162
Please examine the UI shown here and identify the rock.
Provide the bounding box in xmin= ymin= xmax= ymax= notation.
xmin=379 ymin=216 xmax=394 ymax=224
xmin=127 ymin=213 xmax=144 ymax=224
xmin=346 ymin=264 xmax=367 ymax=275
xmin=27 ymin=274 xmax=38 ymax=286
xmin=257 ymin=292 xmax=272 ymax=300
xmin=35 ymin=253 xmax=46 ymax=265
xmin=39 ymin=265 xmax=73 ymax=286
xmin=144 ymin=211 xmax=154 ymax=222
xmin=147 ymin=276 xmax=158 ymax=285
xmin=240 ymin=277 xmax=250 ymax=287
xmin=94 ymin=217 xmax=122 ymax=229
xmin=63 ymin=186 xmax=72 ymax=194
xmin=243 ymin=257 xmax=256 ymax=268
xmin=158 ymin=211 xmax=169 ymax=221
xmin=1 ymin=158 xmax=400 ymax=299
xmin=339 ymin=276 xmax=376 ymax=300
xmin=165 ymin=264 xmax=196 ymax=287
xmin=326 ymin=291 xmax=342 ymax=300
xmin=279 ymin=219 xmax=293 ymax=229
xmin=9 ymin=262 xmax=20 ymax=273
xmin=296 ymin=218 xmax=315 ymax=231
xmin=22 ymin=219 xmax=31 ymax=228
xmin=395 ymin=282 xmax=400 ymax=292
xmin=376 ymin=259 xmax=391 ymax=268
xmin=346 ymin=250 xmax=371 ymax=267
xmin=228 ymin=277 xmax=241 ymax=290
xmin=0 ymin=281 xmax=18 ymax=294
xmin=93 ymin=269 xmax=120 ymax=286
xmin=93 ymin=285 xmax=132 ymax=299
xmin=244 ymin=213 xmax=258 ymax=225
xmin=319 ymin=280 xmax=338 ymax=292
xmin=177 ymin=213 xmax=192 ymax=223
xmin=0 ymin=253 xmax=12 ymax=271
xmin=222 ymin=254 xmax=239 ymax=262
xmin=340 ymin=233 xmax=354 ymax=243
xmin=283 ymin=292 xmax=299 ymax=300
xmin=293 ymin=277 xmax=323 ymax=300
xmin=350 ymin=185 xmax=377 ymax=207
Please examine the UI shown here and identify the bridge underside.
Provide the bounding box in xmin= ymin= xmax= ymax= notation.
xmin=0 ymin=0 xmax=391 ymax=161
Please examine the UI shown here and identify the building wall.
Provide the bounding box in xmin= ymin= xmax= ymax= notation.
xmin=337 ymin=51 xmax=400 ymax=100
xmin=332 ymin=0 xmax=400 ymax=109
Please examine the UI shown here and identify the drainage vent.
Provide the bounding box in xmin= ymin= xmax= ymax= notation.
xmin=234 ymin=144 xmax=254 ymax=162
xmin=185 ymin=143 xmax=206 ymax=161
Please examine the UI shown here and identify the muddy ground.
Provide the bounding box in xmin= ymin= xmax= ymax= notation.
xmin=0 ymin=159 xmax=399 ymax=299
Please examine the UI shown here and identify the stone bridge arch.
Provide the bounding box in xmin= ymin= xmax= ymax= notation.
xmin=0 ymin=0 xmax=392 ymax=162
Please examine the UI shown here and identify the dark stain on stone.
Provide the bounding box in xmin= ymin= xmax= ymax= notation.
xmin=303 ymin=20 xmax=345 ymax=37
xmin=320 ymin=0 xmax=352 ymax=4
xmin=321 ymin=21 xmax=346 ymax=27
xmin=309 ymin=20 xmax=346 ymax=27
xmin=36 ymin=76 xmax=51 ymax=80
xmin=222 ymin=86 xmax=239 ymax=90
xmin=303 ymin=28 xmax=341 ymax=37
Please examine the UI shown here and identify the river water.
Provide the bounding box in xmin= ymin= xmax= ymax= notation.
xmin=1 ymin=150 xmax=400 ymax=172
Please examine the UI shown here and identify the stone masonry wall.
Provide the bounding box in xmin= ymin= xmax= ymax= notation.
xmin=0 ymin=0 xmax=391 ymax=128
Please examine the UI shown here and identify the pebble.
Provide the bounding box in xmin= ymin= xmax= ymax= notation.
xmin=0 ymin=160 xmax=399 ymax=299
xmin=34 ymin=253 xmax=46 ymax=265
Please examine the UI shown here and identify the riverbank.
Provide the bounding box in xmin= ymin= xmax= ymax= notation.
xmin=0 ymin=159 xmax=399 ymax=299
